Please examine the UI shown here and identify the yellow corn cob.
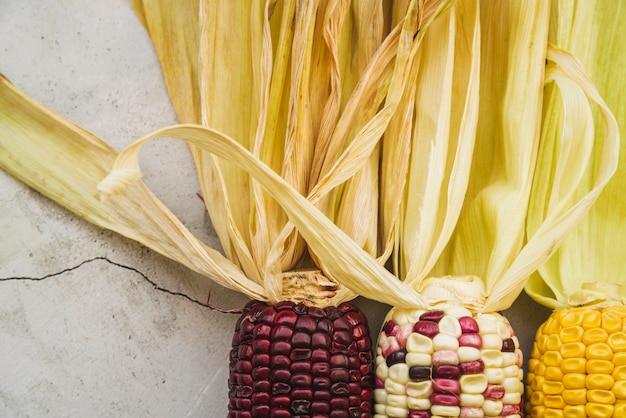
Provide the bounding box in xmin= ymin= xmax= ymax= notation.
xmin=527 ymin=305 xmax=626 ymax=418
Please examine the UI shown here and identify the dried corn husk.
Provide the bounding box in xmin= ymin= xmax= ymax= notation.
xmin=525 ymin=0 xmax=625 ymax=309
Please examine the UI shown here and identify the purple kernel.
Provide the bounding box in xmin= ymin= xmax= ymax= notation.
xmin=408 ymin=366 xmax=432 ymax=380
xmin=408 ymin=411 xmax=431 ymax=418
xmin=433 ymin=365 xmax=461 ymax=379
xmin=484 ymin=384 xmax=505 ymax=399
xmin=386 ymin=349 xmax=407 ymax=367
xmin=460 ymin=359 xmax=484 ymax=374
xmin=295 ymin=316 xmax=317 ymax=333
xmin=459 ymin=316 xmax=479 ymax=333
xmin=431 ymin=393 xmax=459 ymax=406
xmin=433 ymin=378 xmax=460 ymax=394
xmin=414 ymin=321 xmax=439 ymax=338
xmin=420 ymin=310 xmax=445 ymax=322
xmin=383 ymin=320 xmax=400 ymax=336
xmin=458 ymin=333 xmax=482 ymax=349
xmin=290 ymin=399 xmax=311 ymax=415
xmin=501 ymin=338 xmax=516 ymax=352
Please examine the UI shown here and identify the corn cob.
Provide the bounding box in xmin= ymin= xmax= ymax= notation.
xmin=374 ymin=304 xmax=524 ymax=417
xmin=526 ymin=304 xmax=626 ymax=418
xmin=229 ymin=300 xmax=374 ymax=418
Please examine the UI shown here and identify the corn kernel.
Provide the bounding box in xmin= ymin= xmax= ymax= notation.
xmin=545 ymin=366 xmax=563 ymax=381
xmin=482 ymin=333 xmax=504 ymax=349
xmin=529 ymin=390 xmax=545 ymax=405
xmin=563 ymin=388 xmax=587 ymax=405
xmin=374 ymin=388 xmax=387 ymax=404
xmin=587 ymin=359 xmax=614 ymax=374
xmin=587 ymin=389 xmax=616 ymax=404
xmin=613 ymin=352 xmax=626 ymax=366
xmin=386 ymin=393 xmax=408 ymax=409
xmin=544 ymin=394 xmax=566 ymax=409
xmin=562 ymin=357 xmax=586 ymax=373
xmin=586 ymin=343 xmax=613 ymax=360
xmin=614 ymin=400 xmax=626 ymax=416
xmin=531 ymin=375 xmax=545 ymax=391
xmin=612 ymin=380 xmax=626 ymax=399
xmin=483 ymin=399 xmax=503 ymax=416
xmin=384 ymin=376 xmax=407 ymax=395
xmin=561 ymin=342 xmax=586 ymax=358
xmin=602 ymin=311 xmax=622 ymax=334
xmin=528 ymin=359 xmax=539 ymax=373
xmin=431 ymin=405 xmax=460 ymax=417
xmin=405 ymin=380 xmax=432 ymax=398
xmin=405 ymin=352 xmax=431 ymax=367
xmin=612 ymin=365 xmax=626 ymax=380
xmin=406 ymin=397 xmax=430 ymax=410
xmin=459 ymin=393 xmax=483 ymax=407
xmin=607 ymin=306 xmax=626 ymax=317
xmin=561 ymin=309 xmax=586 ymax=328
xmin=460 ymin=374 xmax=488 ymax=394
xmin=433 ymin=333 xmax=459 ymax=351
xmin=586 ymin=373 xmax=614 ymax=390
xmin=502 ymin=392 xmax=521 ymax=404
xmin=563 ymin=373 xmax=586 ymax=389
xmin=536 ymin=361 xmax=547 ymax=376
xmin=543 ymin=380 xmax=564 ymax=395
xmin=536 ymin=335 xmax=549 ymax=352
xmin=582 ymin=310 xmax=602 ymax=330
xmin=585 ymin=402 xmax=614 ymax=418
xmin=406 ymin=332 xmax=434 ymax=354
xmin=546 ymin=334 xmax=562 ymax=351
xmin=484 ymin=367 xmax=505 ymax=384
xmin=388 ymin=363 xmax=410 ymax=385
xmin=544 ymin=410 xmax=565 ymax=418
xmin=544 ymin=315 xmax=560 ymax=334
xmin=560 ymin=326 xmax=584 ymax=343
xmin=438 ymin=315 xmax=462 ymax=337
xmin=583 ymin=328 xmax=609 ymax=345
xmin=384 ymin=405 xmax=409 ymax=417
xmin=530 ymin=405 xmax=546 ymax=418
xmin=543 ymin=350 xmax=563 ymax=366
xmin=482 ymin=350 xmax=504 ymax=367
xmin=608 ymin=332 xmax=626 ymax=352
xmin=563 ymin=405 xmax=586 ymax=418
xmin=502 ymin=364 xmax=519 ymax=378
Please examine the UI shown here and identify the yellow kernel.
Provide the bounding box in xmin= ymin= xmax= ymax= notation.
xmin=545 ymin=314 xmax=561 ymax=334
xmin=587 ymin=343 xmax=614 ymax=360
xmin=544 ymin=395 xmax=566 ymax=409
xmin=583 ymin=328 xmax=609 ymax=345
xmin=613 ymin=352 xmax=626 ymax=366
xmin=544 ymin=350 xmax=563 ymax=366
xmin=582 ymin=310 xmax=603 ymax=330
xmin=562 ymin=358 xmax=587 ymax=373
xmin=543 ymin=381 xmax=564 ymax=395
xmin=531 ymin=345 xmax=542 ymax=359
xmin=562 ymin=309 xmax=586 ymax=328
xmin=606 ymin=306 xmax=626 ymax=317
xmin=563 ymin=373 xmax=586 ymax=389
xmin=536 ymin=361 xmax=547 ymax=376
xmin=586 ymin=373 xmax=615 ymax=390
xmin=588 ymin=389 xmax=616 ymax=404
xmin=603 ymin=311 xmax=623 ymax=334
xmin=530 ymin=390 xmax=545 ymax=405
xmin=530 ymin=375 xmax=545 ymax=392
xmin=545 ymin=366 xmax=563 ymax=381
xmin=545 ymin=409 xmax=564 ymax=418
xmin=563 ymin=388 xmax=587 ymax=405
xmin=587 ymin=359 xmax=614 ymax=374
xmin=585 ymin=402 xmax=614 ymax=418
xmin=547 ymin=334 xmax=562 ymax=351
xmin=614 ymin=401 xmax=626 ymax=417
xmin=530 ymin=406 xmax=546 ymax=418
xmin=563 ymin=405 xmax=586 ymax=418
xmin=528 ymin=359 xmax=539 ymax=373
xmin=612 ymin=365 xmax=626 ymax=380
xmin=560 ymin=326 xmax=584 ymax=343
xmin=612 ymin=380 xmax=626 ymax=399
xmin=561 ymin=342 xmax=586 ymax=358
xmin=536 ymin=335 xmax=549 ymax=352
xmin=608 ymin=332 xmax=626 ymax=352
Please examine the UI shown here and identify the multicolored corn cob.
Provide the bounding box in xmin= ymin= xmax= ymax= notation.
xmin=526 ymin=305 xmax=626 ymax=418
xmin=228 ymin=300 xmax=375 ymax=418
xmin=374 ymin=305 xmax=524 ymax=417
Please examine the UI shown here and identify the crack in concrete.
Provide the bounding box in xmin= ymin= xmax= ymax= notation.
xmin=0 ymin=256 xmax=242 ymax=314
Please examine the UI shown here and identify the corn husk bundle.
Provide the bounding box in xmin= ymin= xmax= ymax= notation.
xmin=523 ymin=1 xmax=626 ymax=416
xmin=0 ymin=1 xmax=457 ymax=416
xmin=370 ymin=1 xmax=619 ymax=416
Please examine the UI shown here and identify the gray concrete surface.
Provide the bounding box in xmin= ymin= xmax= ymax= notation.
xmin=0 ymin=2 xmax=552 ymax=417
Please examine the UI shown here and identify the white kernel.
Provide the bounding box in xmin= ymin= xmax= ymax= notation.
xmin=502 ymin=364 xmax=519 ymax=378
xmin=374 ymin=410 xmax=387 ymax=417
xmin=517 ymin=369 xmax=524 ymax=380
xmin=385 ymin=405 xmax=409 ymax=417
xmin=431 ymin=405 xmax=460 ymax=417
xmin=406 ymin=352 xmax=432 ymax=367
xmin=502 ymin=352 xmax=518 ymax=368
xmin=502 ymin=392 xmax=521 ymax=404
xmin=376 ymin=363 xmax=389 ymax=380
xmin=484 ymin=367 xmax=505 ymax=384
xmin=460 ymin=374 xmax=488 ymax=394
xmin=384 ymin=377 xmax=406 ymax=395
xmin=460 ymin=393 xmax=485 ymax=407
xmin=476 ymin=315 xmax=498 ymax=334
xmin=511 ymin=335 xmax=520 ymax=348
xmin=458 ymin=346 xmax=481 ymax=362
xmin=386 ymin=393 xmax=408 ymax=409
xmin=459 ymin=406 xmax=485 ymax=417
xmin=406 ymin=332 xmax=434 ymax=354
xmin=407 ymin=397 xmax=431 ymax=410
xmin=433 ymin=333 xmax=459 ymax=351
xmin=438 ymin=315 xmax=462 ymax=337
xmin=388 ymin=363 xmax=410 ymax=385
xmin=406 ymin=380 xmax=433 ymax=398
xmin=381 ymin=335 xmax=401 ymax=356
xmin=376 ymin=354 xmax=385 ymax=366
xmin=433 ymin=349 xmax=459 ymax=365
xmin=393 ymin=308 xmax=421 ymax=325
xmin=503 ymin=376 xmax=521 ymax=392
xmin=483 ymin=399 xmax=503 ymax=416
xmin=481 ymin=333 xmax=503 ymax=350
xmin=481 ymin=350 xmax=504 ymax=367
xmin=497 ymin=321 xmax=511 ymax=338
xmin=376 ymin=346 xmax=383 ymax=356
xmin=374 ymin=388 xmax=387 ymax=404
